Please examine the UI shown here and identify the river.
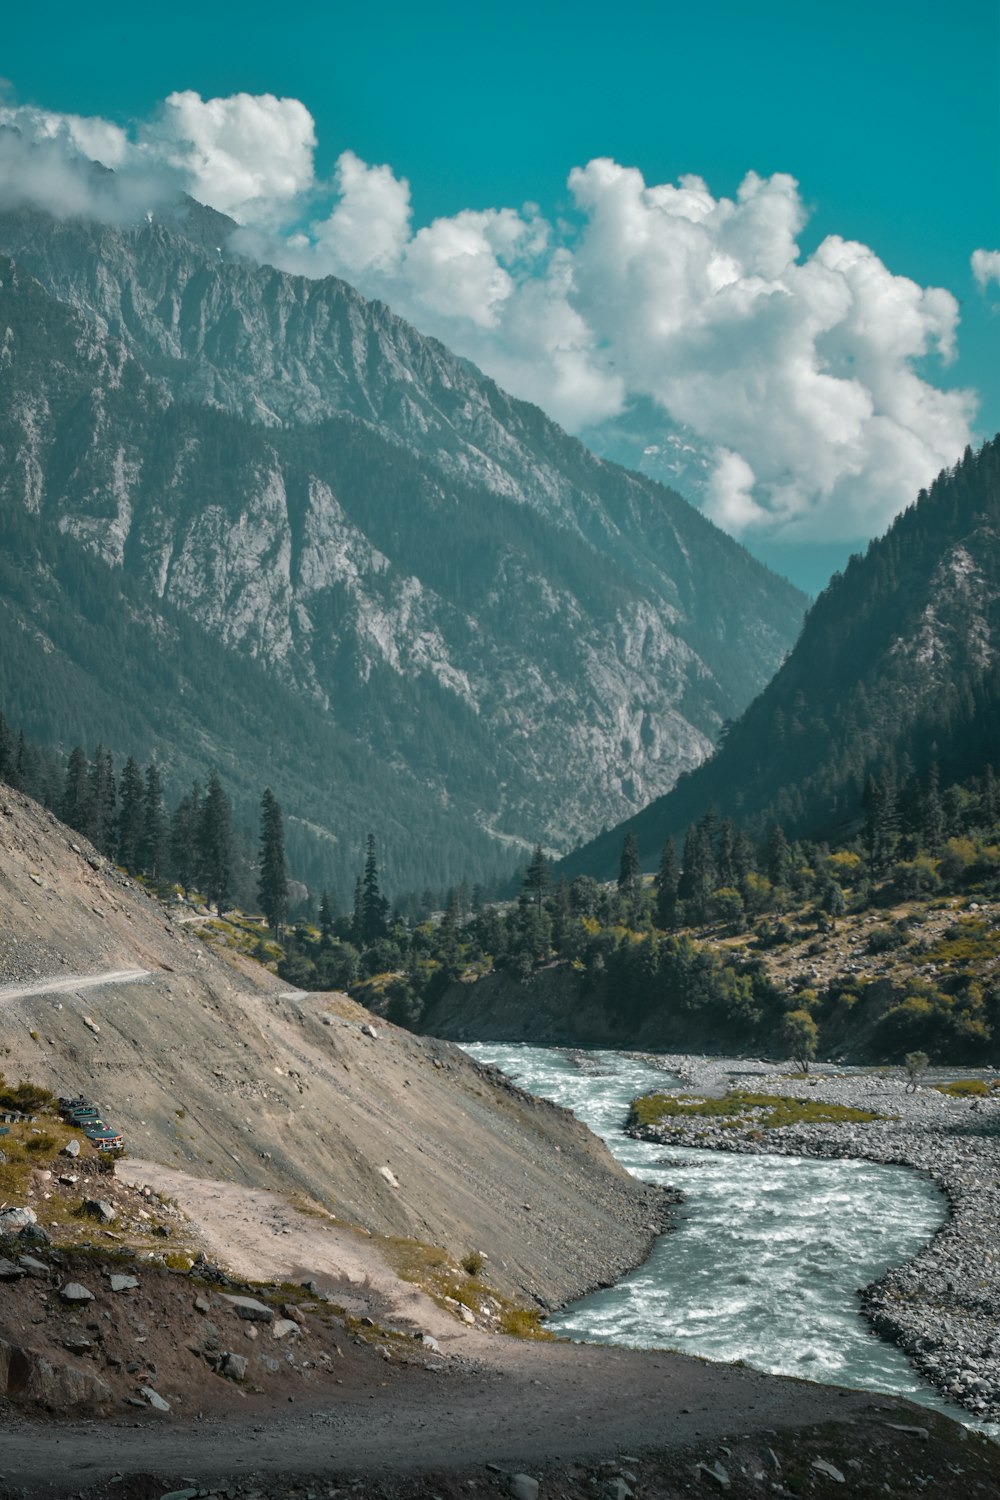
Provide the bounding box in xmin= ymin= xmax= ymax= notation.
xmin=464 ymin=1041 xmax=967 ymax=1421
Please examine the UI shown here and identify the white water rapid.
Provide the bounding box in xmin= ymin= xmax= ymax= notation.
xmin=465 ymin=1042 xmax=967 ymax=1422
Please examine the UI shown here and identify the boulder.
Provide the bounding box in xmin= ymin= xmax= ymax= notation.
xmin=59 ymin=1282 xmax=95 ymax=1304
xmin=272 ymin=1319 xmax=300 ymax=1340
xmin=812 ymin=1458 xmax=845 ymax=1483
xmin=0 ymin=1257 xmax=26 ymax=1282
xmin=221 ymin=1351 xmax=248 ymax=1382
xmin=109 ymin=1274 xmax=139 ymax=1292
xmin=219 ymin=1294 xmax=274 ymax=1324
xmin=0 ymin=1337 xmax=112 ymax=1411
xmin=18 ymin=1255 xmax=50 ymax=1278
xmin=0 ymin=1206 xmax=37 ymax=1232
xmin=18 ymin=1222 xmax=51 ymax=1246
xmin=84 ymin=1199 xmax=117 ymax=1225
xmin=61 ymin=1139 xmax=80 ymax=1158
xmin=140 ymin=1385 xmax=170 ymax=1411
xmin=508 ymin=1477 xmax=539 ymax=1500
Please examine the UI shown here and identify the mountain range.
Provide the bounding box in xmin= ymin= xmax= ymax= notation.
xmin=0 ymin=195 xmax=806 ymax=895
xmin=562 ymin=437 xmax=1000 ymax=879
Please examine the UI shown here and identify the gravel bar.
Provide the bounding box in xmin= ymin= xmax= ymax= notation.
xmin=627 ymin=1057 xmax=1000 ymax=1425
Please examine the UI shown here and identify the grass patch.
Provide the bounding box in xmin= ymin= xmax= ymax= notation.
xmin=933 ymin=1079 xmax=997 ymax=1097
xmin=630 ymin=1089 xmax=885 ymax=1130
xmin=915 ymin=918 xmax=1000 ymax=968
xmin=381 ymin=1235 xmax=552 ymax=1340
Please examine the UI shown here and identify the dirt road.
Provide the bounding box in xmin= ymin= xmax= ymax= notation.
xmin=0 ymin=967 xmax=151 ymax=1005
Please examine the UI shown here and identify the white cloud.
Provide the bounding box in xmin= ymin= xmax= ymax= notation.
xmin=0 ymin=94 xmax=979 ymax=543
xmin=972 ymin=248 xmax=1000 ymax=291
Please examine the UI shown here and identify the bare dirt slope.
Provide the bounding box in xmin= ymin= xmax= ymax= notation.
xmin=0 ymin=786 xmax=662 ymax=1304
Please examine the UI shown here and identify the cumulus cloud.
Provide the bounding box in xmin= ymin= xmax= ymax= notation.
xmin=972 ymin=248 xmax=1000 ymax=291
xmin=0 ymin=93 xmax=978 ymax=543
xmin=136 ymin=91 xmax=316 ymax=223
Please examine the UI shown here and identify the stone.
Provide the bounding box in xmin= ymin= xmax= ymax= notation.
xmin=221 ymin=1351 xmax=248 ymax=1381
xmin=18 ymin=1255 xmax=49 ymax=1278
xmin=279 ymin=1302 xmax=304 ymax=1324
xmin=84 ymin=1199 xmax=117 ymax=1224
xmin=61 ymin=1139 xmax=81 ymax=1158
xmin=60 ymin=1281 xmax=96 ymax=1303
xmin=272 ymin=1319 xmax=300 ymax=1340
xmin=0 ymin=1257 xmax=25 ymax=1281
xmin=360 ymin=1023 xmax=379 ymax=1038
xmin=140 ymin=1385 xmax=170 ymax=1411
xmin=0 ymin=1206 xmax=37 ymax=1231
xmin=0 ymin=1336 xmax=112 ymax=1411
xmin=219 ymin=1294 xmax=274 ymax=1323
xmin=257 ymin=1354 xmax=280 ymax=1372
xmin=507 ymin=1477 xmax=539 ymax=1500
xmin=378 ymin=1165 xmax=400 ymax=1189
xmin=18 ymin=1222 xmax=51 ymax=1246
xmin=603 ymin=1481 xmax=633 ymax=1500
xmin=884 ymin=1423 xmax=929 ymax=1440
xmin=109 ymin=1274 xmax=139 ymax=1292
xmin=811 ymin=1458 xmax=845 ymax=1483
xmin=695 ymin=1462 xmax=730 ymax=1490
xmin=194 ymin=1295 xmax=212 ymax=1313
xmin=418 ymin=1333 xmax=442 ymax=1354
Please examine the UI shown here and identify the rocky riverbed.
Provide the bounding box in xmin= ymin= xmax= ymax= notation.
xmin=627 ymin=1059 xmax=1000 ymax=1426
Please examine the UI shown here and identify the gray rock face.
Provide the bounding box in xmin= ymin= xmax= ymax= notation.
xmin=0 ymin=213 xmax=806 ymax=876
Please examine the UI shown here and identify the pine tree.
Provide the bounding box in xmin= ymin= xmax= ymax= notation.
xmin=140 ymin=763 xmax=168 ymax=886
xmin=765 ymin=824 xmax=791 ymax=889
xmin=86 ymin=745 xmax=116 ymax=854
xmin=617 ymin=831 xmax=641 ymax=901
xmin=351 ymin=876 xmax=365 ymax=948
xmin=257 ymin=788 xmax=289 ymax=940
xmin=655 ymin=839 xmax=681 ymax=929
xmin=198 ymin=772 xmax=232 ymax=915
xmin=921 ymin=763 xmax=945 ymax=853
xmin=360 ymin=834 xmax=388 ymax=945
xmin=170 ymin=782 xmax=201 ymax=897
xmin=522 ymin=844 xmax=550 ymax=911
xmin=0 ymin=713 xmax=15 ymax=785
xmin=61 ymin=746 xmax=90 ymax=834
xmin=319 ymin=890 xmax=336 ymax=947
xmin=116 ymin=756 xmax=145 ymax=873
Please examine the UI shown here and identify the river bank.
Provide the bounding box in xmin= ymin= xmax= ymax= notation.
xmin=627 ymin=1057 xmax=1000 ymax=1424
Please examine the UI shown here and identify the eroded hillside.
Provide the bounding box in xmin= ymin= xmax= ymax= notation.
xmin=0 ymin=786 xmax=662 ymax=1305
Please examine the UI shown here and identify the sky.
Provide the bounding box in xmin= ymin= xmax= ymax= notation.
xmin=2 ymin=0 xmax=998 ymax=592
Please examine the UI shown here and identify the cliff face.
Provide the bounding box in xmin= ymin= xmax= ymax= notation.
xmin=0 ymin=204 xmax=806 ymax=883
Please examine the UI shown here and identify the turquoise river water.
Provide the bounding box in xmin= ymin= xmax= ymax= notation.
xmin=464 ymin=1042 xmax=968 ymax=1423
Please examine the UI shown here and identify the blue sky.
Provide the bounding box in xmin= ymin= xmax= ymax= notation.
xmin=2 ymin=0 xmax=998 ymax=590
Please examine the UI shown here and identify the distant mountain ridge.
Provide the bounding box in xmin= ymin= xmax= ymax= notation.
xmin=0 ymin=200 xmax=806 ymax=891
xmin=561 ymin=438 xmax=1000 ymax=880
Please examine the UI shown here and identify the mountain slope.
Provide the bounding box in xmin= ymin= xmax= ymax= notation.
xmin=0 ymin=207 xmax=805 ymax=880
xmin=562 ymin=438 xmax=1000 ymax=878
xmin=0 ymin=781 xmax=662 ymax=1306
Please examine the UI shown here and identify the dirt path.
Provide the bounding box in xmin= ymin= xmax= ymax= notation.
xmin=0 ymin=967 xmax=151 ymax=1005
